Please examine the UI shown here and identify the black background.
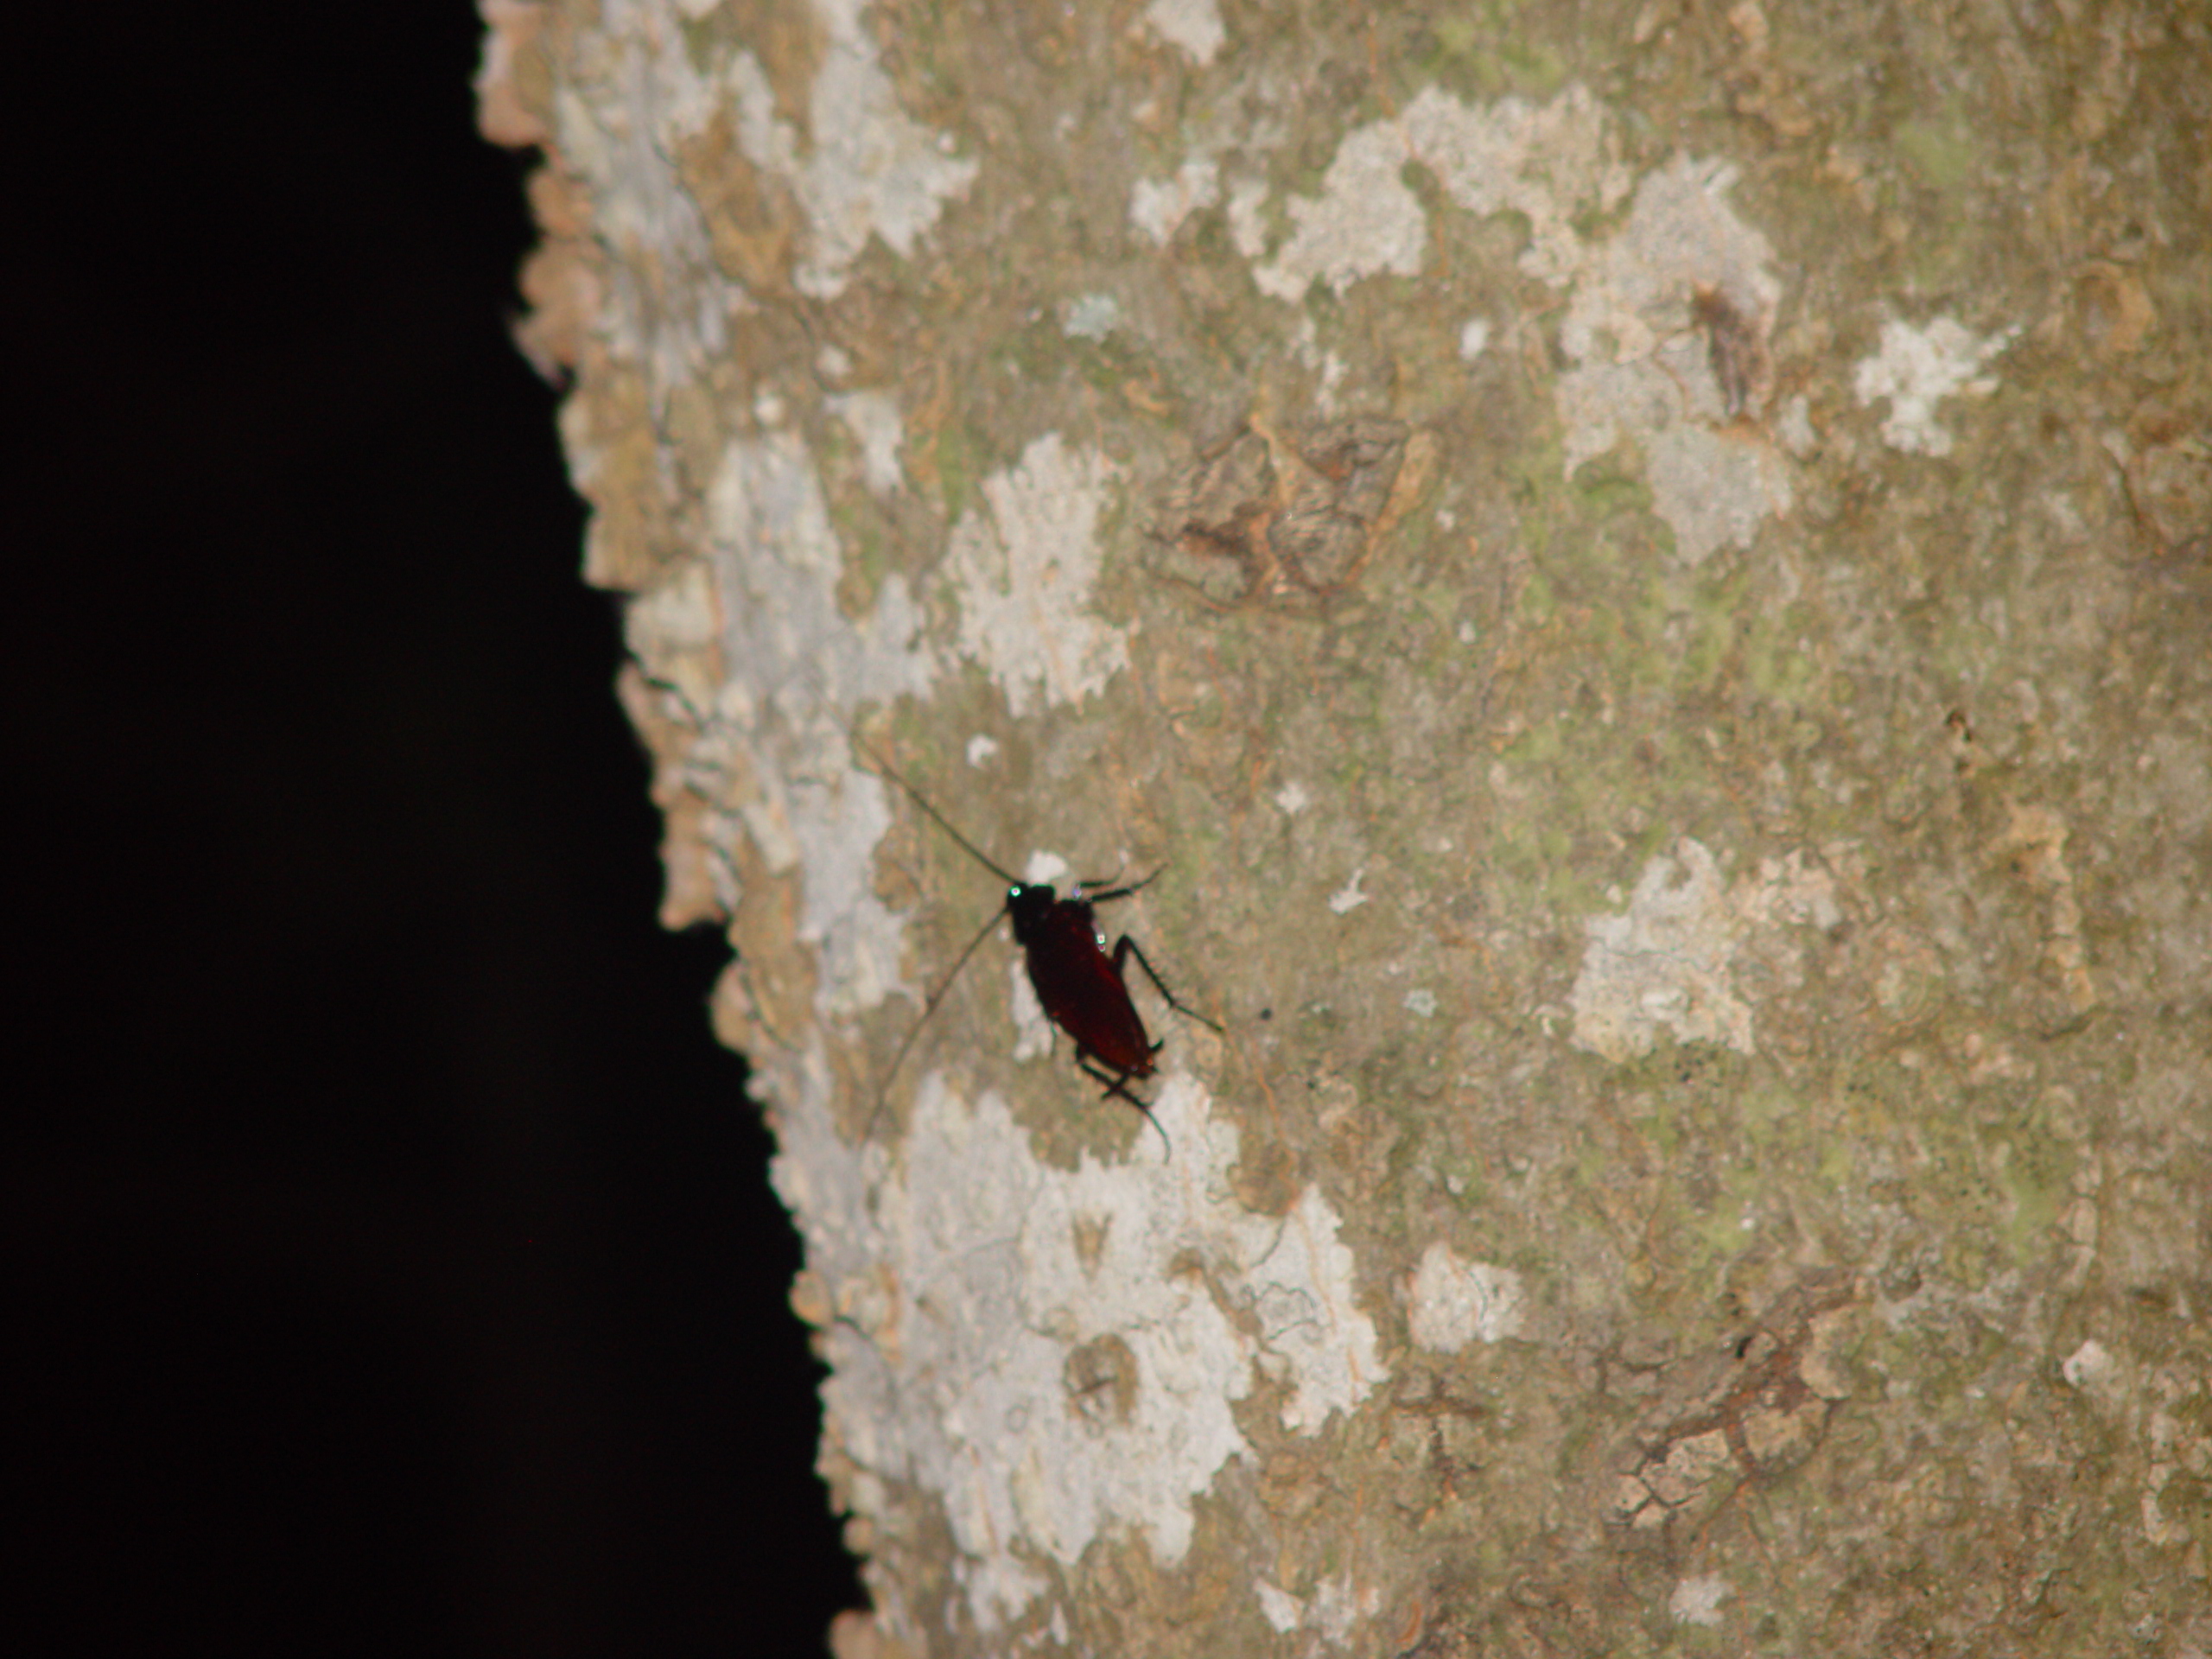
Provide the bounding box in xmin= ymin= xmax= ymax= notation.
xmin=10 ymin=4 xmax=863 ymax=1652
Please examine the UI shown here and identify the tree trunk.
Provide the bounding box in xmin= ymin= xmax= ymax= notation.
xmin=480 ymin=1 xmax=2212 ymax=1653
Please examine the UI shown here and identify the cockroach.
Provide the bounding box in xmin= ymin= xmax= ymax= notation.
xmin=864 ymin=748 xmax=1219 ymax=1154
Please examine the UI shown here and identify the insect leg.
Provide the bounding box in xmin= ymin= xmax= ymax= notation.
xmin=1076 ymin=1055 xmax=1173 ymax=1158
xmin=1109 ymin=936 xmax=1224 ymax=1033
xmin=1075 ymin=1052 xmax=1147 ymax=1104
xmin=1082 ymin=868 xmax=1162 ymax=905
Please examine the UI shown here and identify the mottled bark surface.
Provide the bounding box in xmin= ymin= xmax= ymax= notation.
xmin=482 ymin=0 xmax=2210 ymax=1652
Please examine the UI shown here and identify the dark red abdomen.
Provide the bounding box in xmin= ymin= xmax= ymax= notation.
xmin=1009 ymin=890 xmax=1154 ymax=1077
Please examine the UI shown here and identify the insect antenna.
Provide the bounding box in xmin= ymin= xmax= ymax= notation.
xmin=865 ymin=897 xmax=1009 ymax=1141
xmin=858 ymin=746 xmax=1029 ymax=1139
xmin=862 ymin=747 xmax=1021 ymax=886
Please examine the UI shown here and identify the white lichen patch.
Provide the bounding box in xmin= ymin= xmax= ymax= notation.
xmin=1062 ymin=292 xmax=1122 ymax=340
xmin=1254 ymin=119 xmax=1429 ymax=302
xmin=1226 ymin=175 xmax=1270 ymax=258
xmin=694 ymin=432 xmax=938 ymax=1015
xmin=825 ymin=389 xmax=906 ymax=496
xmin=550 ymin=7 xmax=748 ymax=395
xmin=1130 ymin=157 xmax=1221 ymax=245
xmin=727 ymin=0 xmax=979 ymax=299
xmin=1143 ymin=0 xmax=1226 ymax=66
xmin=2061 ymin=1338 xmax=2127 ymax=1410
xmin=1255 ymin=1571 xmax=1381 ymax=1646
xmin=1731 ymin=848 xmax=1844 ymax=934
xmin=1397 ymin=83 xmax=1627 ymax=286
xmin=1555 ymin=156 xmax=1777 ymax=384
xmin=704 ymin=433 xmax=937 ymax=715
xmin=1669 ymin=1574 xmax=1732 ymax=1627
xmin=1407 ymin=1244 xmax=1526 ymax=1351
xmin=1572 ymin=840 xmax=1751 ymax=1062
xmin=1255 ymin=85 xmax=1623 ymax=304
xmin=1640 ymin=423 xmax=1796 ymax=565
xmin=799 ymin=1077 xmax=1385 ymax=1630
xmin=1548 ymin=156 xmax=1789 ymax=561
xmin=1256 ymin=1580 xmax=1304 ymax=1633
xmin=1852 ymin=315 xmax=2016 ymax=457
xmin=1570 ymin=841 xmax=1846 ymax=1063
xmin=546 ymin=0 xmax=982 ymax=374
xmin=1329 ymin=868 xmax=1370 ymax=914
xmin=942 ymin=435 xmax=1131 ymax=716
xmin=1268 ymin=1184 xmax=1387 ymax=1432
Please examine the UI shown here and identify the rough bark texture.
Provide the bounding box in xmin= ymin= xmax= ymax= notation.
xmin=480 ymin=1 xmax=2211 ymax=1654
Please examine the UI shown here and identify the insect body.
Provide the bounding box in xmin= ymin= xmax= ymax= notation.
xmin=867 ymin=750 xmax=1218 ymax=1154
xmin=1689 ymin=282 xmax=1769 ymax=420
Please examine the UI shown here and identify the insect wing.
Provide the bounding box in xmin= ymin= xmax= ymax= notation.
xmin=1019 ymin=899 xmax=1155 ymax=1077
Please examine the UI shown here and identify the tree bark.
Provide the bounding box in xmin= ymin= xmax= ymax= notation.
xmin=481 ymin=1 xmax=2212 ymax=1653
